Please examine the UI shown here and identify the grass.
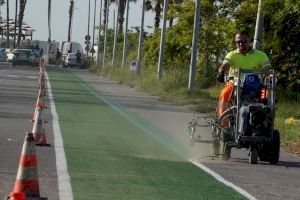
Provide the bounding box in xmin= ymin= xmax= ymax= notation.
xmin=91 ymin=65 xmax=300 ymax=155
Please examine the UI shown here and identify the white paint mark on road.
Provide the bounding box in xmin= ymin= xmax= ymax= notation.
xmin=0 ymin=74 xmax=37 ymax=79
xmin=190 ymin=159 xmax=257 ymax=200
xmin=45 ymin=71 xmax=74 ymax=200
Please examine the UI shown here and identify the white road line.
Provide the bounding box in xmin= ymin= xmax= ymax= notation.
xmin=45 ymin=71 xmax=74 ymax=200
xmin=190 ymin=159 xmax=257 ymax=200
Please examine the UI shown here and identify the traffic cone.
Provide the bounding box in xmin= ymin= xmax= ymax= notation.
xmin=32 ymin=107 xmax=50 ymax=146
xmin=7 ymin=192 xmax=25 ymax=200
xmin=7 ymin=132 xmax=47 ymax=199
xmin=35 ymin=88 xmax=46 ymax=108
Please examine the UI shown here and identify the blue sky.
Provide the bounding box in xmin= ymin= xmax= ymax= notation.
xmin=1 ymin=0 xmax=155 ymax=47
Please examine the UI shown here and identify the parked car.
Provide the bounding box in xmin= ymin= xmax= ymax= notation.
xmin=0 ymin=48 xmax=7 ymax=62
xmin=12 ymin=49 xmax=35 ymax=66
xmin=63 ymin=53 xmax=78 ymax=68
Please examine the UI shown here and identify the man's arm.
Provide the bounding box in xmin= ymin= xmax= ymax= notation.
xmin=217 ymin=63 xmax=231 ymax=83
xmin=219 ymin=63 xmax=230 ymax=74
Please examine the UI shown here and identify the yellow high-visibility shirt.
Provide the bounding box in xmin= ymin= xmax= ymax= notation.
xmin=223 ymin=48 xmax=271 ymax=76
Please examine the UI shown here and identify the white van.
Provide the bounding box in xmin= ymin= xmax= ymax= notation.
xmin=61 ymin=41 xmax=83 ymax=61
xmin=48 ymin=41 xmax=60 ymax=64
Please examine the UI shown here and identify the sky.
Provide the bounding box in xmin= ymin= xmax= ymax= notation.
xmin=1 ymin=0 xmax=155 ymax=47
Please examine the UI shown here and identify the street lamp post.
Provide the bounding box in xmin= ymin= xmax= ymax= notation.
xmin=157 ymin=0 xmax=169 ymax=79
xmin=102 ymin=0 xmax=109 ymax=68
xmin=91 ymin=0 xmax=97 ymax=59
xmin=253 ymin=0 xmax=263 ymax=49
xmin=97 ymin=0 xmax=103 ymax=64
xmin=188 ymin=0 xmax=201 ymax=90
xmin=121 ymin=0 xmax=129 ymax=68
xmin=136 ymin=0 xmax=145 ymax=75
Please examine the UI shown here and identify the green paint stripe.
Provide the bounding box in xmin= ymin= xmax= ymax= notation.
xmin=47 ymin=68 xmax=247 ymax=200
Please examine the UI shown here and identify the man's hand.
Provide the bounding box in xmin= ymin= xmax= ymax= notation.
xmin=217 ymin=71 xmax=225 ymax=83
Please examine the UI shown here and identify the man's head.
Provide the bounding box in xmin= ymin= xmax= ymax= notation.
xmin=235 ymin=31 xmax=251 ymax=54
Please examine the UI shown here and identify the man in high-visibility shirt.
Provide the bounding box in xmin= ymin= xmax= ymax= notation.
xmin=217 ymin=31 xmax=271 ymax=127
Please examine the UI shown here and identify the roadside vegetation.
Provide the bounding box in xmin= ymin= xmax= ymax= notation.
xmin=91 ymin=0 xmax=300 ymax=154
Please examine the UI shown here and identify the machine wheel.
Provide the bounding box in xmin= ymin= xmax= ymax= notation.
xmin=221 ymin=142 xmax=231 ymax=161
xmin=269 ymin=130 xmax=280 ymax=164
xmin=249 ymin=147 xmax=258 ymax=164
xmin=188 ymin=125 xmax=195 ymax=146
xmin=258 ymin=146 xmax=269 ymax=162
xmin=220 ymin=130 xmax=231 ymax=161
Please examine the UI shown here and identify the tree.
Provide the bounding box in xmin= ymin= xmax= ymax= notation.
xmin=145 ymin=0 xmax=162 ymax=31
xmin=110 ymin=0 xmax=137 ymax=34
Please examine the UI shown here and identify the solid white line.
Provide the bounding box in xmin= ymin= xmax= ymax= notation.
xmin=45 ymin=71 xmax=74 ymax=200
xmin=189 ymin=159 xmax=257 ymax=200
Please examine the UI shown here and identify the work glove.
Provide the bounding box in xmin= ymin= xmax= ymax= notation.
xmin=217 ymin=71 xmax=225 ymax=83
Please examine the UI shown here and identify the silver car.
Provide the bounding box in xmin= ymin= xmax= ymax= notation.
xmin=12 ymin=49 xmax=35 ymax=66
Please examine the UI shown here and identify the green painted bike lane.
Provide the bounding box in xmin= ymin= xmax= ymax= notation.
xmin=47 ymin=68 xmax=247 ymax=200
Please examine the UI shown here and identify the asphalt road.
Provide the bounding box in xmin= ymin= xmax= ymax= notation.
xmin=72 ymin=68 xmax=300 ymax=200
xmin=0 ymin=63 xmax=59 ymax=199
xmin=1 ymin=64 xmax=299 ymax=200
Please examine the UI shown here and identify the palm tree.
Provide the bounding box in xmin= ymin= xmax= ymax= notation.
xmin=17 ymin=0 xmax=27 ymax=47
xmin=48 ymin=0 xmax=52 ymax=42
xmin=145 ymin=0 xmax=162 ymax=31
xmin=144 ymin=0 xmax=183 ymax=30
xmin=67 ymin=0 xmax=74 ymax=42
xmin=168 ymin=0 xmax=183 ymax=27
xmin=104 ymin=0 xmax=137 ymax=34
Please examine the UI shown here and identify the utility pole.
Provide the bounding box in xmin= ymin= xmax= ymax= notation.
xmin=102 ymin=0 xmax=109 ymax=68
xmin=67 ymin=0 xmax=74 ymax=42
xmin=188 ymin=0 xmax=201 ymax=90
xmin=253 ymin=0 xmax=263 ymax=49
xmin=112 ymin=3 xmax=120 ymax=66
xmin=97 ymin=0 xmax=103 ymax=64
xmin=6 ymin=0 xmax=9 ymax=49
xmin=136 ymin=0 xmax=145 ymax=75
xmin=91 ymin=0 xmax=97 ymax=59
xmin=13 ymin=0 xmax=18 ymax=48
xmin=157 ymin=0 xmax=168 ymax=79
xmin=121 ymin=0 xmax=129 ymax=68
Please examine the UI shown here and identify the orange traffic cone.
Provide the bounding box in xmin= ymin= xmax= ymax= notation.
xmin=32 ymin=107 xmax=50 ymax=146
xmin=7 ymin=192 xmax=25 ymax=200
xmin=7 ymin=132 xmax=47 ymax=199
xmin=32 ymin=89 xmax=46 ymax=122
xmin=38 ymin=72 xmax=46 ymax=88
xmin=35 ymin=88 xmax=46 ymax=109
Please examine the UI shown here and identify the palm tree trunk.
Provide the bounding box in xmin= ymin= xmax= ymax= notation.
xmin=103 ymin=0 xmax=108 ymax=25
xmin=168 ymin=0 xmax=173 ymax=27
xmin=68 ymin=0 xmax=74 ymax=42
xmin=48 ymin=0 xmax=52 ymax=42
xmin=118 ymin=0 xmax=126 ymax=34
xmin=6 ymin=0 xmax=9 ymax=48
xmin=154 ymin=0 xmax=161 ymax=30
xmin=17 ymin=0 xmax=27 ymax=48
